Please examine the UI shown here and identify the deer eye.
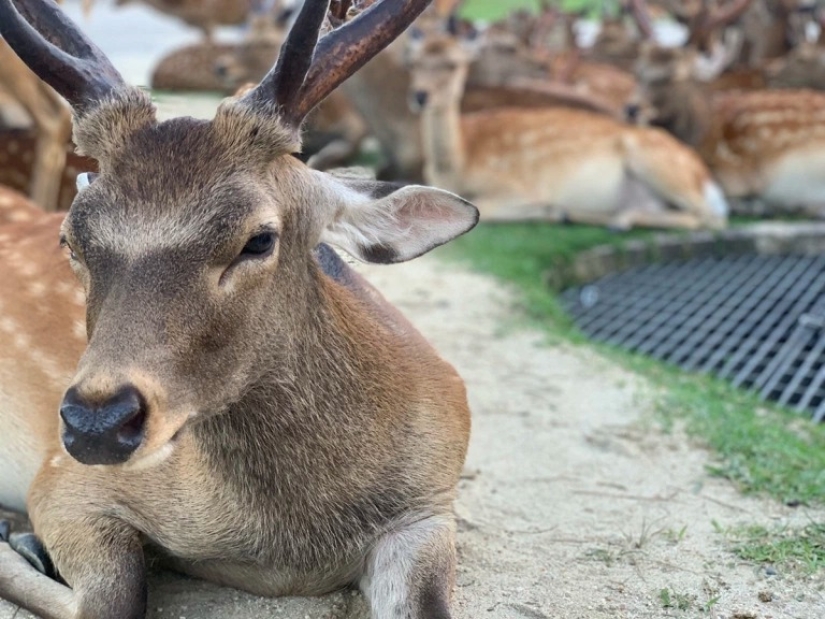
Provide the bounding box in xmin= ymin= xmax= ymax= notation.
xmin=240 ymin=232 xmax=277 ymax=258
xmin=59 ymin=235 xmax=79 ymax=262
xmin=75 ymin=172 xmax=98 ymax=191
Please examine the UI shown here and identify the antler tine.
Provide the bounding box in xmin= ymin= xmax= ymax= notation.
xmin=248 ymin=0 xmax=331 ymax=113
xmin=294 ymin=0 xmax=431 ymax=122
xmin=245 ymin=0 xmax=432 ymax=127
xmin=705 ymin=0 xmax=753 ymax=31
xmin=0 ymin=0 xmax=124 ymax=113
xmin=627 ymin=0 xmax=654 ymax=39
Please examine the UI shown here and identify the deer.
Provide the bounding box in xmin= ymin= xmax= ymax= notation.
xmin=152 ymin=0 xmax=297 ymax=92
xmin=405 ymin=25 xmax=728 ymax=230
xmin=0 ymin=127 xmax=97 ymax=211
xmin=0 ymin=39 xmax=72 ymax=210
xmin=114 ymin=0 xmax=254 ymax=41
xmin=0 ymin=183 xmax=41 ymax=225
xmin=631 ymin=42 xmax=825 ymax=215
xmin=0 ymin=2 xmax=479 ymax=619
xmin=585 ymin=0 xmax=654 ymax=72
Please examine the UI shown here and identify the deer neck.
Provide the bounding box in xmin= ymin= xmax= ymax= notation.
xmin=188 ymin=260 xmax=422 ymax=564
xmin=648 ymin=78 xmax=715 ymax=151
xmin=420 ymin=96 xmax=466 ymax=192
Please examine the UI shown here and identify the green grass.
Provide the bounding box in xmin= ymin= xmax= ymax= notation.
xmin=728 ymin=523 xmax=825 ymax=574
xmin=438 ymin=222 xmax=825 ymax=507
xmin=438 ymin=222 xmax=654 ymax=328
xmin=460 ymin=0 xmax=612 ymax=21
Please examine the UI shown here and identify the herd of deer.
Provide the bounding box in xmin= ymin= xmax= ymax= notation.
xmin=4 ymin=1 xmax=825 ymax=619
xmin=6 ymin=0 xmax=825 ymax=229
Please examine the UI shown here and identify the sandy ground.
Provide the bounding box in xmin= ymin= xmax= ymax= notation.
xmin=2 ymin=254 xmax=825 ymax=619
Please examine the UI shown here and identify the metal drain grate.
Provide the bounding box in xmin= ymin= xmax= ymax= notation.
xmin=561 ymin=254 xmax=825 ymax=421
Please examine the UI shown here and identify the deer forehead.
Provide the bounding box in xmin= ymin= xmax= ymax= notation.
xmin=65 ymin=111 xmax=320 ymax=258
xmin=66 ymin=180 xmax=284 ymax=261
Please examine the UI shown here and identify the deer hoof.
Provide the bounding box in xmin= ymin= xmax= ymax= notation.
xmin=0 ymin=520 xmax=9 ymax=543
xmin=9 ymin=532 xmax=58 ymax=580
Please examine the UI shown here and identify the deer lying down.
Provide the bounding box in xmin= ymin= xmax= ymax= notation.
xmin=0 ymin=1 xmax=478 ymax=618
xmin=406 ymin=28 xmax=729 ymax=230
xmin=633 ymin=44 xmax=825 ymax=216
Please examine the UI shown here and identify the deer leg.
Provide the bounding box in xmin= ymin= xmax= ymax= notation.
xmin=609 ymin=208 xmax=703 ymax=231
xmin=28 ymin=88 xmax=72 ymax=211
xmin=0 ymin=56 xmax=71 ymax=211
xmin=360 ymin=514 xmax=456 ymax=619
xmin=0 ymin=515 xmax=146 ymax=619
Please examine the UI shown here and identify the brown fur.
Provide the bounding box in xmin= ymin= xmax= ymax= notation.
xmin=115 ymin=0 xmax=253 ymax=40
xmin=407 ymin=30 xmax=727 ymax=230
xmin=0 ymin=129 xmax=97 ymax=211
xmin=0 ymin=3 xmax=478 ymax=618
xmin=633 ymin=43 xmax=825 ymax=212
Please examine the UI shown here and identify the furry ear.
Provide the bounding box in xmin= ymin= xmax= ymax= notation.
xmin=320 ymin=180 xmax=479 ymax=264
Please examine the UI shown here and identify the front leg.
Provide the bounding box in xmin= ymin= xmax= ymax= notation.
xmin=360 ymin=514 xmax=456 ymax=619
xmin=0 ymin=515 xmax=146 ymax=619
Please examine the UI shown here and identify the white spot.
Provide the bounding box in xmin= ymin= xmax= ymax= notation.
xmin=28 ymin=281 xmax=46 ymax=298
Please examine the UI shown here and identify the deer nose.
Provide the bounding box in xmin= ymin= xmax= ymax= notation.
xmin=214 ymin=62 xmax=229 ymax=78
xmin=410 ymin=90 xmax=429 ymax=112
xmin=59 ymin=385 xmax=147 ymax=465
xmin=624 ymin=103 xmax=641 ymax=122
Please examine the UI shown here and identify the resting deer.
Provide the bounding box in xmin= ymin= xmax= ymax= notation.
xmin=115 ymin=0 xmax=254 ymax=41
xmin=0 ymin=2 xmax=478 ymax=619
xmin=406 ymin=27 xmax=728 ymax=230
xmin=632 ymin=43 xmax=825 ymax=215
xmin=0 ymin=183 xmax=40 ymax=225
xmin=0 ymin=39 xmax=72 ymax=210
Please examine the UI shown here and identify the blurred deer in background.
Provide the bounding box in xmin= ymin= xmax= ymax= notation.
xmin=406 ymin=23 xmax=728 ymax=230
xmin=587 ymin=0 xmax=654 ymax=71
xmin=632 ymin=40 xmax=825 ymax=216
xmin=0 ymin=40 xmax=72 ymax=211
xmin=115 ymin=0 xmax=254 ymax=41
xmin=0 ymin=2 xmax=479 ymax=619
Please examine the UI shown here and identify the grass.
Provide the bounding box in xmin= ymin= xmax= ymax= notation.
xmin=728 ymin=522 xmax=825 ymax=574
xmin=438 ymin=222 xmax=825 ymax=508
xmin=460 ymin=0 xmax=613 ymax=21
xmin=437 ymin=222 xmax=655 ymax=328
xmin=659 ymin=588 xmax=694 ymax=611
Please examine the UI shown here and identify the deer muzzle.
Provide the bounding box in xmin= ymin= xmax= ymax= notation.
xmin=59 ymin=384 xmax=147 ymax=465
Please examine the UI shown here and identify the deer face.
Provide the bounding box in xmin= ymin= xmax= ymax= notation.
xmin=405 ymin=28 xmax=478 ymax=111
xmin=0 ymin=0 xmax=475 ymax=468
xmin=55 ymin=94 xmax=476 ymax=468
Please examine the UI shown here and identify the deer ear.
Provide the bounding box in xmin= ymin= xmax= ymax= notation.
xmin=320 ymin=181 xmax=479 ymax=264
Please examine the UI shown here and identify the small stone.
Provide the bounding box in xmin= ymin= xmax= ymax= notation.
xmin=764 ymin=565 xmax=778 ymax=576
xmin=758 ymin=590 xmax=773 ymax=603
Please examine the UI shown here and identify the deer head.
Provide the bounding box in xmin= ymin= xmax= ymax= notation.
xmin=406 ymin=17 xmax=479 ymax=112
xmin=0 ymin=0 xmax=477 ymax=468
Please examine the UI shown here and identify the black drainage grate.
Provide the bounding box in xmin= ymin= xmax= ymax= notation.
xmin=561 ymin=254 xmax=825 ymax=421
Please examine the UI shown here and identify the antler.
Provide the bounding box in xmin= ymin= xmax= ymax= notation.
xmin=0 ymin=0 xmax=125 ymax=113
xmin=626 ymin=0 xmax=654 ymax=39
xmin=703 ymin=0 xmax=754 ymax=32
xmin=244 ymin=0 xmax=431 ymax=127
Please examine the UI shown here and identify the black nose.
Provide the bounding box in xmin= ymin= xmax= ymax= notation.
xmin=214 ymin=62 xmax=229 ymax=78
xmin=625 ymin=103 xmax=641 ymax=121
xmin=60 ymin=385 xmax=147 ymax=465
xmin=413 ymin=91 xmax=429 ymax=109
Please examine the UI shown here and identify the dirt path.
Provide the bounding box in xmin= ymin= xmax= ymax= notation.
xmin=3 ymin=254 xmax=825 ymax=619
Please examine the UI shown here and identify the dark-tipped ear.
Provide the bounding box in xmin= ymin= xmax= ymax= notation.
xmin=320 ymin=180 xmax=479 ymax=264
